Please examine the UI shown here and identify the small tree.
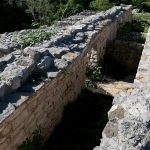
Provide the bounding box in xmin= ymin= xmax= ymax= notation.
xmin=26 ymin=0 xmax=50 ymax=25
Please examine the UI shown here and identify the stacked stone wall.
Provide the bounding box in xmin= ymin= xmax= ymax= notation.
xmin=95 ymin=28 xmax=150 ymax=150
xmin=0 ymin=6 xmax=132 ymax=150
xmin=106 ymin=40 xmax=144 ymax=73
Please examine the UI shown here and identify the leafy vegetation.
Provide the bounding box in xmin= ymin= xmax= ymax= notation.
xmin=17 ymin=29 xmax=49 ymax=47
xmin=85 ymin=65 xmax=112 ymax=89
xmin=86 ymin=66 xmax=105 ymax=81
xmin=131 ymin=0 xmax=141 ymax=6
xmin=133 ymin=13 xmax=150 ymax=22
xmin=89 ymin=0 xmax=114 ymax=11
xmin=118 ymin=13 xmax=149 ymax=34
xmin=0 ymin=0 xmax=116 ymax=33
xmin=120 ymin=20 xmax=149 ymax=33
xmin=1 ymin=0 xmax=150 ymax=33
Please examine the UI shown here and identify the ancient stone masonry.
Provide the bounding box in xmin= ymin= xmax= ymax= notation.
xmin=0 ymin=6 xmax=132 ymax=150
xmin=94 ymin=29 xmax=150 ymax=150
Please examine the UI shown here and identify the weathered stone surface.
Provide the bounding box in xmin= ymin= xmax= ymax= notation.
xmin=37 ymin=56 xmax=53 ymax=72
xmin=0 ymin=54 xmax=15 ymax=72
xmin=0 ymin=43 xmax=10 ymax=54
xmin=0 ymin=56 xmax=34 ymax=98
xmin=95 ymin=28 xmax=150 ymax=150
xmin=48 ymin=47 xmax=70 ymax=58
xmin=97 ymin=81 xmax=133 ymax=96
xmin=62 ymin=52 xmax=80 ymax=62
xmin=47 ymin=71 xmax=60 ymax=78
xmin=54 ymin=59 xmax=68 ymax=69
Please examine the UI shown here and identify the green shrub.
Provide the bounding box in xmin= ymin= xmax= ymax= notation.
xmin=85 ymin=78 xmax=96 ymax=89
xmin=17 ymin=29 xmax=49 ymax=47
xmin=119 ymin=18 xmax=149 ymax=33
xmin=86 ymin=66 xmax=108 ymax=82
xmin=133 ymin=13 xmax=150 ymax=22
xmin=131 ymin=0 xmax=141 ymax=6
xmin=43 ymin=0 xmax=84 ymax=24
xmin=89 ymin=0 xmax=114 ymax=11
xmin=60 ymin=0 xmax=83 ymax=19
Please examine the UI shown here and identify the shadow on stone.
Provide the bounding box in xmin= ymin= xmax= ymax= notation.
xmin=45 ymin=89 xmax=113 ymax=150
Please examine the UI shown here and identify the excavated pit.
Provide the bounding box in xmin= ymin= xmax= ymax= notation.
xmin=46 ymin=89 xmax=113 ymax=150
xmin=103 ymin=40 xmax=144 ymax=82
xmin=96 ymin=32 xmax=145 ymax=96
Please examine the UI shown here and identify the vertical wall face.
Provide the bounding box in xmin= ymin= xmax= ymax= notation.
xmin=87 ymin=7 xmax=132 ymax=67
xmin=0 ymin=6 xmax=132 ymax=150
xmin=0 ymin=54 xmax=87 ymax=150
xmin=106 ymin=41 xmax=144 ymax=76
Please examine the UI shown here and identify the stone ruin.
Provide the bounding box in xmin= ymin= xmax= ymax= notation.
xmin=0 ymin=5 xmax=149 ymax=150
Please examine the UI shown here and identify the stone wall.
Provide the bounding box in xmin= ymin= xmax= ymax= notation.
xmin=106 ymin=40 xmax=144 ymax=74
xmin=95 ymin=29 xmax=150 ymax=150
xmin=0 ymin=6 xmax=132 ymax=150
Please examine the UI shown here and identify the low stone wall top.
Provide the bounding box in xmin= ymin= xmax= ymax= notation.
xmin=95 ymin=28 xmax=150 ymax=150
xmin=0 ymin=5 xmax=132 ymax=100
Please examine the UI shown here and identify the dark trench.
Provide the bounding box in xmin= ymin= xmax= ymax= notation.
xmin=45 ymin=41 xmax=143 ymax=150
xmin=45 ymin=89 xmax=113 ymax=150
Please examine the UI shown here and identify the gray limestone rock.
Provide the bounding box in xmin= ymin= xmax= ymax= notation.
xmin=54 ymin=59 xmax=68 ymax=69
xmin=37 ymin=55 xmax=54 ymax=72
xmin=0 ymin=83 xmax=8 ymax=98
xmin=62 ymin=51 xmax=80 ymax=62
xmin=5 ymin=76 xmax=21 ymax=90
xmin=0 ymin=43 xmax=10 ymax=54
xmin=95 ymin=86 xmax=150 ymax=150
xmin=47 ymin=71 xmax=60 ymax=78
xmin=0 ymin=54 xmax=15 ymax=72
xmin=0 ymin=56 xmax=35 ymax=98
xmin=48 ymin=47 xmax=70 ymax=58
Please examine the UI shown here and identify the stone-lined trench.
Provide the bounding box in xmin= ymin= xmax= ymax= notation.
xmin=45 ymin=89 xmax=113 ymax=150
xmin=45 ymin=19 xmax=146 ymax=150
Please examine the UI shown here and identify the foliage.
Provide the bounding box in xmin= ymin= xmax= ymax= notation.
xmin=26 ymin=0 xmax=50 ymax=25
xmin=17 ymin=29 xmax=49 ymax=47
xmin=131 ymin=0 xmax=141 ymax=6
xmin=60 ymin=0 xmax=83 ymax=20
xmin=89 ymin=0 xmax=114 ymax=11
xmin=117 ymin=31 xmax=146 ymax=43
xmin=31 ymin=21 xmax=40 ymax=29
xmin=86 ymin=66 xmax=107 ymax=82
xmin=133 ymin=13 xmax=150 ymax=22
xmin=119 ymin=19 xmax=149 ymax=33
xmin=47 ymin=0 xmax=84 ymax=23
xmin=85 ymin=78 xmax=96 ymax=89
xmin=18 ymin=130 xmax=45 ymax=150
xmin=0 ymin=0 xmax=115 ymax=32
